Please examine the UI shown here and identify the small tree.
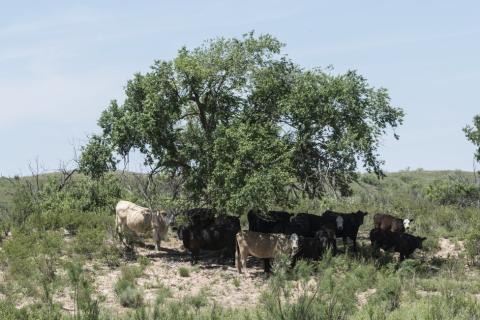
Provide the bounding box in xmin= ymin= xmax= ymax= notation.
xmin=464 ymin=115 xmax=480 ymax=163
xmin=80 ymin=32 xmax=404 ymax=214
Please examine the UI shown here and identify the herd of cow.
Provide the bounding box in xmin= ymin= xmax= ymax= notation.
xmin=115 ymin=201 xmax=427 ymax=274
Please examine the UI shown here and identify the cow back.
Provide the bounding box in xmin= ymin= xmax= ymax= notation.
xmin=116 ymin=200 xmax=154 ymax=234
xmin=374 ymin=213 xmax=405 ymax=233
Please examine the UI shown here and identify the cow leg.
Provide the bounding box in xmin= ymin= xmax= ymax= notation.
xmin=242 ymin=255 xmax=248 ymax=275
xmin=116 ymin=220 xmax=125 ymax=244
xmin=153 ymin=231 xmax=161 ymax=251
xmin=343 ymin=236 xmax=348 ymax=252
xmin=236 ymin=249 xmax=242 ymax=273
xmin=239 ymin=248 xmax=248 ymax=275
xmin=352 ymin=235 xmax=358 ymax=252
xmin=263 ymin=259 xmax=271 ymax=273
xmin=331 ymin=240 xmax=338 ymax=256
xmin=191 ymin=250 xmax=198 ymax=265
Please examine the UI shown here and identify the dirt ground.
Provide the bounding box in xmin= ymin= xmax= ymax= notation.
xmin=436 ymin=237 xmax=465 ymax=259
xmin=88 ymin=234 xmax=471 ymax=313
xmin=89 ymin=234 xmax=269 ymax=314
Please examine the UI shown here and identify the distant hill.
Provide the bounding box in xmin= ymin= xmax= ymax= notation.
xmin=0 ymin=169 xmax=477 ymax=212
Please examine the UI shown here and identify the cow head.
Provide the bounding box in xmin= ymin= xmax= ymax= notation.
xmin=289 ymin=233 xmax=299 ymax=255
xmin=403 ymin=218 xmax=414 ymax=230
xmin=416 ymin=236 xmax=427 ymax=249
xmin=153 ymin=211 xmax=165 ymax=225
xmin=315 ymin=229 xmax=329 ymax=249
xmin=335 ymin=215 xmax=344 ymax=230
xmin=355 ymin=210 xmax=368 ymax=224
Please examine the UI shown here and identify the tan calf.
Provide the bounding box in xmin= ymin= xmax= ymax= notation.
xmin=235 ymin=230 xmax=299 ymax=274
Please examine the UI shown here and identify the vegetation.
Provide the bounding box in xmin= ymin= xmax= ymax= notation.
xmin=114 ymin=266 xmax=145 ymax=308
xmin=0 ymin=169 xmax=478 ymax=319
xmin=178 ymin=267 xmax=190 ymax=278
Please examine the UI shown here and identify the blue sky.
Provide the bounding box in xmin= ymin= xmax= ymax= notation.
xmin=1 ymin=1 xmax=479 ymax=176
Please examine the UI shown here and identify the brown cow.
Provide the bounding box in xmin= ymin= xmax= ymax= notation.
xmin=235 ymin=231 xmax=299 ymax=274
xmin=373 ymin=213 xmax=413 ymax=233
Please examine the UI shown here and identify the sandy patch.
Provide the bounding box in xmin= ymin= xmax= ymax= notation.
xmin=436 ymin=238 xmax=464 ymax=259
xmin=93 ymin=235 xmax=269 ymax=313
xmin=356 ymin=288 xmax=376 ymax=308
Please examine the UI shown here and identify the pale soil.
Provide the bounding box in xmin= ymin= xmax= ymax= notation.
xmin=72 ymin=235 xmax=471 ymax=313
xmin=356 ymin=288 xmax=376 ymax=309
xmin=91 ymin=235 xmax=268 ymax=314
xmin=436 ymin=237 xmax=465 ymax=259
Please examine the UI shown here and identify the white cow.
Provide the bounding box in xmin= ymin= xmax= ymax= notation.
xmin=115 ymin=200 xmax=168 ymax=251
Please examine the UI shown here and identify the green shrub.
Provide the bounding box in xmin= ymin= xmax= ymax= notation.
xmin=465 ymin=220 xmax=480 ymax=266
xmin=178 ymin=267 xmax=190 ymax=277
xmin=138 ymin=256 xmax=151 ymax=268
xmin=114 ymin=265 xmax=145 ymax=308
xmin=1 ymin=230 xmax=63 ymax=307
xmin=72 ymin=227 xmax=107 ymax=259
xmin=183 ymin=289 xmax=209 ymax=310
xmin=65 ymin=260 xmax=101 ymax=320
xmin=155 ymin=283 xmax=173 ymax=305
xmin=366 ymin=274 xmax=402 ymax=317
xmin=232 ymin=278 xmax=240 ymax=288
xmin=425 ymin=177 xmax=480 ymax=207
xmin=0 ymin=300 xmax=28 ymax=320
xmin=118 ymin=286 xmax=144 ymax=308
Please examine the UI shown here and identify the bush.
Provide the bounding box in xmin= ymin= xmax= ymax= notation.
xmin=114 ymin=266 xmax=145 ymax=308
xmin=183 ymin=289 xmax=209 ymax=310
xmin=178 ymin=267 xmax=190 ymax=277
xmin=425 ymin=177 xmax=480 ymax=207
xmin=65 ymin=260 xmax=101 ymax=320
xmin=465 ymin=226 xmax=480 ymax=266
xmin=72 ymin=227 xmax=107 ymax=259
xmin=155 ymin=283 xmax=173 ymax=305
xmin=1 ymin=230 xmax=63 ymax=307
xmin=118 ymin=287 xmax=144 ymax=308
xmin=0 ymin=300 xmax=28 ymax=320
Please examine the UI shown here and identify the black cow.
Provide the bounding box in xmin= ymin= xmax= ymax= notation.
xmin=292 ymin=225 xmax=338 ymax=265
xmin=316 ymin=227 xmax=337 ymax=255
xmin=290 ymin=213 xmax=344 ymax=237
xmin=370 ymin=229 xmax=426 ymax=261
xmin=293 ymin=236 xmax=323 ymax=265
xmin=180 ymin=215 xmax=240 ymax=264
xmin=322 ymin=210 xmax=368 ymax=252
xmin=176 ymin=208 xmax=216 ymax=240
xmin=247 ymin=209 xmax=293 ymax=234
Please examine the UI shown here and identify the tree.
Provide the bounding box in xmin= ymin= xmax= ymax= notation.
xmin=80 ymin=32 xmax=404 ymax=214
xmin=464 ymin=114 xmax=480 ymax=163
xmin=78 ymin=135 xmax=116 ymax=180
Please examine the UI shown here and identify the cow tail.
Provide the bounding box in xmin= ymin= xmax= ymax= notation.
xmin=114 ymin=213 xmax=120 ymax=239
xmin=235 ymin=234 xmax=240 ymax=272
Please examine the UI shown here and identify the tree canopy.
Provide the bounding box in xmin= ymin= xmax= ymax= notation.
xmin=464 ymin=114 xmax=480 ymax=163
xmin=80 ymin=32 xmax=404 ymax=213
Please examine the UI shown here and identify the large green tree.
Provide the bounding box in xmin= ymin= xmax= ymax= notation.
xmin=80 ymin=32 xmax=404 ymax=213
xmin=464 ymin=115 xmax=480 ymax=163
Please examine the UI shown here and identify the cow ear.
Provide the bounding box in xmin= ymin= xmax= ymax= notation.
xmin=421 ymin=237 xmax=427 ymax=241
xmin=410 ymin=219 xmax=415 ymax=222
